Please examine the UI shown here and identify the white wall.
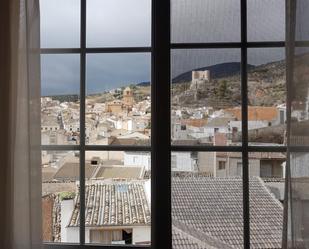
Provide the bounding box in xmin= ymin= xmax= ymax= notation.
xmin=61 ymin=200 xmax=77 ymax=242
xmin=124 ymin=152 xmax=150 ymax=170
xmin=229 ymin=120 xmax=273 ymax=132
xmin=132 ymin=226 xmax=151 ymax=244
xmin=197 ymin=152 xmax=215 ymax=173
xmin=86 ymin=151 xmax=124 ymax=162
xmin=65 ymin=227 xmax=79 ymax=243
xmin=171 ymin=152 xmax=196 ymax=172
xmin=202 ymin=126 xmax=229 ymax=137
xmin=66 ymin=226 xmax=150 ymax=244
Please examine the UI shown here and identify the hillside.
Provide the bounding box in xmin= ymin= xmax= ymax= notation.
xmin=81 ymin=58 xmax=287 ymax=110
xmin=171 ymin=59 xmax=286 ymax=109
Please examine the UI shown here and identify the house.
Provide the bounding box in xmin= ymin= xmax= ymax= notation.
xmin=203 ymin=117 xmax=233 ymax=138
xmin=226 ymin=106 xmax=283 ymax=131
xmin=93 ymin=166 xmax=145 ymax=179
xmin=198 ymin=151 xmax=286 ymax=178
xmin=105 ymin=87 xmax=135 ymax=114
xmin=171 ymin=121 xmax=190 ymax=140
xmin=41 ymin=130 xmax=69 ymax=145
xmin=171 ymin=151 xmax=198 ymax=172
xmin=62 ymin=117 xmax=79 ymax=133
xmin=106 ymin=100 xmax=124 ymax=114
xmin=41 ymin=114 xmax=60 ymax=132
xmin=53 ymin=162 xmax=98 ymax=181
xmin=124 ymin=151 xmax=151 ymax=171
xmin=172 ymin=177 xmax=283 ymax=249
xmin=42 ymin=177 xmax=283 ymax=248
xmin=124 ymin=151 xmax=198 ymax=173
xmin=59 ymin=181 xmax=151 ymax=244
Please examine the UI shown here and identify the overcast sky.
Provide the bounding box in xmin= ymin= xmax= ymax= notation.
xmin=40 ymin=0 xmax=285 ymax=96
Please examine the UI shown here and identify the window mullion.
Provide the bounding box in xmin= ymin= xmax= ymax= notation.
xmin=79 ymin=0 xmax=86 ymax=245
xmin=151 ymin=0 xmax=171 ymax=248
xmin=241 ymin=0 xmax=250 ymax=248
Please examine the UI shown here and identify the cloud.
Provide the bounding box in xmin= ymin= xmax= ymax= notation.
xmin=40 ymin=0 xmax=285 ymax=96
xmin=41 ymin=53 xmax=150 ymax=96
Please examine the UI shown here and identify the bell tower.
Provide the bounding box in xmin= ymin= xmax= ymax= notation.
xmin=122 ymin=86 xmax=134 ymax=107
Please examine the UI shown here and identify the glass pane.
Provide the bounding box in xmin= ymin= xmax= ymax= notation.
xmin=290 ymin=47 xmax=309 ymax=146
xmin=86 ymin=53 xmax=151 ymax=145
xmin=172 ymin=151 xmax=243 ymax=248
xmin=41 ymin=54 xmax=80 ymax=145
xmin=40 ymin=0 xmax=80 ymax=48
xmin=248 ymin=0 xmax=285 ymax=42
xmin=84 ymin=151 xmax=151 ymax=245
xmin=248 ymin=152 xmax=286 ymax=248
xmin=87 ymin=0 xmax=151 ymax=47
xmin=42 ymin=150 xmax=80 ymax=243
xmin=295 ymin=1 xmax=309 ymax=41
xmin=289 ymin=152 xmax=309 ymax=245
xmin=247 ymin=48 xmax=286 ymax=146
xmin=171 ymin=0 xmax=240 ymax=43
xmin=171 ymin=49 xmax=241 ymax=146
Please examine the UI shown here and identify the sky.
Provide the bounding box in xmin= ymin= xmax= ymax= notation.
xmin=40 ymin=0 xmax=285 ymax=96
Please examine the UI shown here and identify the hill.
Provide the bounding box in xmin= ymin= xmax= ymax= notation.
xmin=171 ymin=59 xmax=286 ymax=109
xmin=172 ymin=62 xmax=255 ymax=83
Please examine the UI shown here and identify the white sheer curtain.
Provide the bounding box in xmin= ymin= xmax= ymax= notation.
xmin=0 ymin=0 xmax=42 ymax=249
xmin=284 ymin=0 xmax=309 ymax=248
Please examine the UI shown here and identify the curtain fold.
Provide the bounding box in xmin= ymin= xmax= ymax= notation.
xmin=0 ymin=0 xmax=41 ymax=249
xmin=284 ymin=0 xmax=309 ymax=248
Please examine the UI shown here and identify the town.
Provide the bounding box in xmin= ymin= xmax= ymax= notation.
xmin=41 ymin=68 xmax=297 ymax=248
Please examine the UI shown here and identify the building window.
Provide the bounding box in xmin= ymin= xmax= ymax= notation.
xmin=171 ymin=155 xmax=177 ymax=169
xmin=218 ymin=161 xmax=226 ymax=170
xmin=237 ymin=162 xmax=243 ymax=177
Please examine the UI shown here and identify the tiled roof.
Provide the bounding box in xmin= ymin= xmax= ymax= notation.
xmin=172 ymin=140 xmax=199 ymax=146
xmin=182 ymin=119 xmax=208 ymax=128
xmin=42 ymin=166 xmax=57 ymax=182
xmin=94 ymin=166 xmax=144 ymax=179
xmin=173 ymin=225 xmax=215 ymax=249
xmin=207 ymin=117 xmax=232 ymax=127
xmin=225 ymin=106 xmax=278 ymax=121
xmin=53 ymin=163 xmax=98 ymax=181
xmin=68 ymin=181 xmax=151 ymax=227
xmin=173 ymin=220 xmax=233 ymax=249
xmin=42 ymin=182 xmax=76 ymax=196
xmin=172 ymin=177 xmax=283 ymax=249
xmin=109 ymin=137 xmax=150 ymax=146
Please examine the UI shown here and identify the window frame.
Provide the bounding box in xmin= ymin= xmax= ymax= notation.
xmin=41 ymin=0 xmax=290 ymax=248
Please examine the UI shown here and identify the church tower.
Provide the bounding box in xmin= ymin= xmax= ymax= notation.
xmin=122 ymin=86 xmax=135 ymax=108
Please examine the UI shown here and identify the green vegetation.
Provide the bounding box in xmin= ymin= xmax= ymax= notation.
xmin=59 ymin=191 xmax=76 ymax=201
xmin=218 ymin=80 xmax=228 ymax=97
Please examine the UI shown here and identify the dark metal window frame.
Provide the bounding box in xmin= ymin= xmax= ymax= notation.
xmin=41 ymin=0 xmax=304 ymax=248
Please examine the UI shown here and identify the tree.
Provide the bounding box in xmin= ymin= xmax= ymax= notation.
xmin=218 ymin=80 xmax=228 ymax=97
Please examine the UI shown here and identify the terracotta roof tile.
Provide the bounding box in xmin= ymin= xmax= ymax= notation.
xmin=225 ymin=106 xmax=278 ymax=121
xmin=68 ymin=181 xmax=151 ymax=227
xmin=172 ymin=177 xmax=283 ymax=249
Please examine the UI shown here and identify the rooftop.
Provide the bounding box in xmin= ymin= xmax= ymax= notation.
xmin=225 ymin=106 xmax=278 ymax=122
xmin=94 ymin=166 xmax=144 ymax=179
xmin=172 ymin=177 xmax=283 ymax=249
xmin=69 ymin=181 xmax=151 ymax=227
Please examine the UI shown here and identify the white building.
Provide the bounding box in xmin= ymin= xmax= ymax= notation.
xmin=60 ymin=181 xmax=151 ymax=245
xmin=171 ymin=152 xmax=197 ymax=172
xmin=124 ymin=151 xmax=151 ymax=171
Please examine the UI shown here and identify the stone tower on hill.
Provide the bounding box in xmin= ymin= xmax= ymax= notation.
xmin=190 ymin=70 xmax=210 ymax=91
